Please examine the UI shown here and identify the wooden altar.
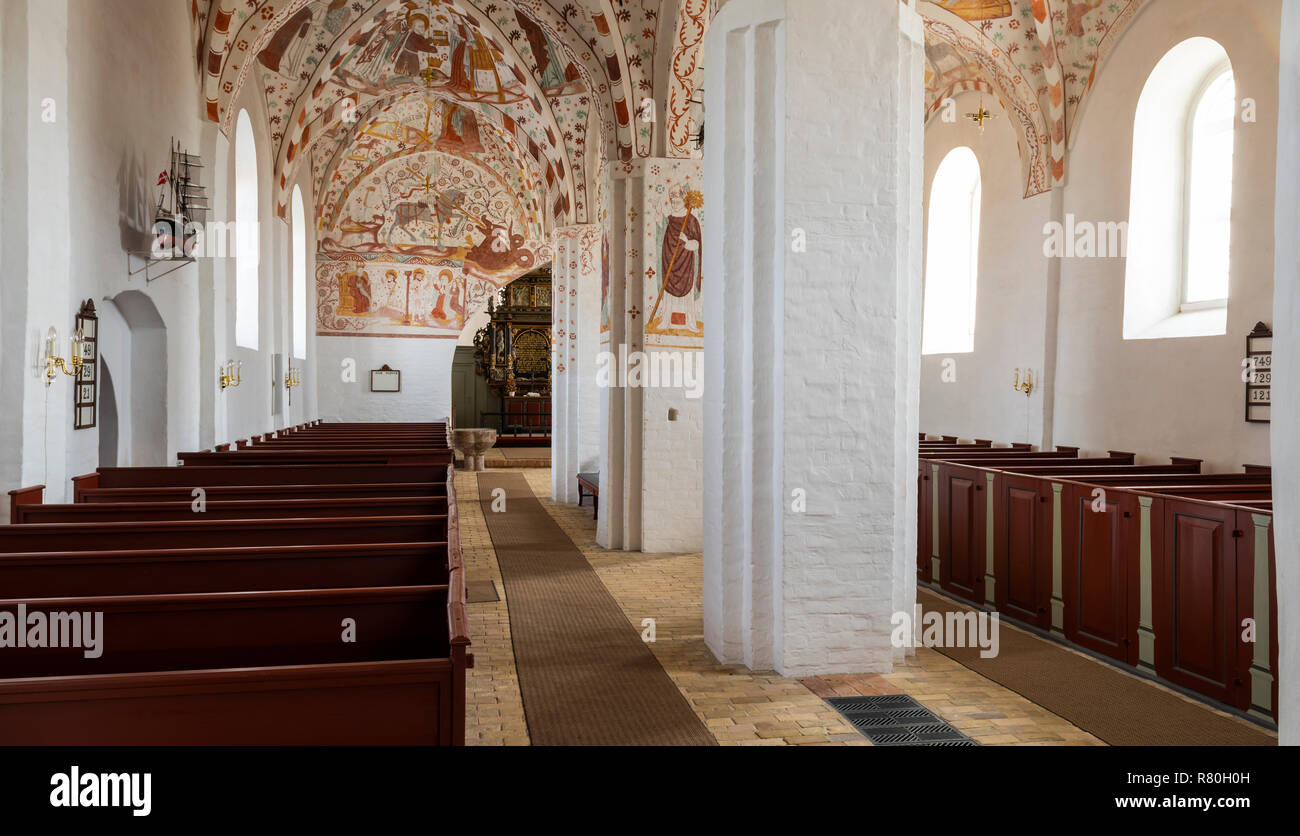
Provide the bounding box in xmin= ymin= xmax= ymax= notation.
xmin=473 ymin=268 xmax=552 ymax=444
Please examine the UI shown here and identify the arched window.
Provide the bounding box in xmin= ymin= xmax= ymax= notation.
xmin=1184 ymin=67 xmax=1235 ymax=309
xmin=234 ymin=110 xmax=260 ymax=350
xmin=1124 ymin=39 xmax=1234 ymax=339
xmin=291 ymin=185 xmax=308 ymax=359
xmin=922 ymin=146 xmax=982 ymax=355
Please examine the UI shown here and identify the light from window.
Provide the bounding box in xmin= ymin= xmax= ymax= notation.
xmin=922 ymin=146 xmax=982 ymax=355
xmin=235 ymin=110 xmax=260 ymax=350
xmin=1184 ymin=69 xmax=1235 ymax=307
xmin=291 ymin=185 xmax=308 ymax=359
xmin=1123 ymin=38 xmax=1232 ymax=339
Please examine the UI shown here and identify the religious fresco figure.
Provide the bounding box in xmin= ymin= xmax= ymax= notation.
xmin=409 ymin=268 xmax=433 ymax=325
xmin=514 ymin=9 xmax=584 ymax=96
xmin=352 ymin=271 xmax=373 ymax=314
xmin=258 ymin=6 xmax=316 ymax=76
xmin=652 ymin=186 xmax=703 ymax=333
xmin=394 ymin=13 xmax=443 ymax=78
xmin=378 ymin=269 xmax=404 ymax=318
xmin=429 ymin=270 xmax=452 ymax=324
xmin=437 ymin=103 xmax=484 ymax=154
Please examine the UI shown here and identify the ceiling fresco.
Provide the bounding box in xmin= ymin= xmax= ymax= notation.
xmin=921 ymin=0 xmax=1147 ymax=197
xmin=191 ymin=0 xmax=1151 ymax=258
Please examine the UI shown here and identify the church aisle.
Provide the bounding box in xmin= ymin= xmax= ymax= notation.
xmin=474 ymin=470 xmax=716 ymax=745
xmin=519 ymin=469 xmax=1103 ymax=746
xmin=457 ymin=470 xmax=531 ymax=746
xmin=460 ymin=468 xmax=1273 ymax=747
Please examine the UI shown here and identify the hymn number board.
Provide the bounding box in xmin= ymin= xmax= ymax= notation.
xmin=74 ymin=299 xmax=99 ymax=430
xmin=1245 ymin=322 xmax=1272 ymax=423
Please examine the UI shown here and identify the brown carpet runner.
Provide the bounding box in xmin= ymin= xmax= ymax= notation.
xmin=918 ymin=588 xmax=1275 ymax=746
xmin=477 ymin=473 xmax=715 ymax=746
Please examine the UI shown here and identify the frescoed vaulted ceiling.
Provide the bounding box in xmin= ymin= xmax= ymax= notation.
xmin=921 ymin=0 xmax=1148 ymax=197
xmin=191 ymin=0 xmax=1149 ymax=258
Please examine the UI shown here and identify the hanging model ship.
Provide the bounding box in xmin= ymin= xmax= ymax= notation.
xmin=151 ymin=139 xmax=208 ymax=260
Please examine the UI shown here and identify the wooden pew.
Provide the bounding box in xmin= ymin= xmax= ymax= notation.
xmin=0 ymin=542 xmax=452 ymax=598
xmin=0 ymin=585 xmax=449 ymax=679
xmin=918 ymin=439 xmax=1278 ymax=722
xmin=83 ymin=463 xmax=447 ymax=489
xmin=73 ymin=481 xmax=447 ymax=504
xmin=12 ymin=495 xmax=447 ymax=524
xmin=0 ymin=446 xmax=471 ymax=744
xmin=177 ymin=449 xmax=453 ymax=467
xmin=0 ymin=515 xmax=447 ymax=553
xmin=0 ymin=575 xmax=469 ymax=745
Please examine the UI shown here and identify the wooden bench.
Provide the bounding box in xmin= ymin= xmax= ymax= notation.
xmin=0 ymin=541 xmax=453 ymax=598
xmin=82 ymin=463 xmax=448 ymax=489
xmin=71 ymin=481 xmax=447 ymax=505
xmin=918 ymin=434 xmax=1277 ymax=722
xmin=0 ymin=515 xmax=447 ymax=553
xmin=11 ymin=495 xmax=447 ymax=524
xmin=0 ymin=431 xmax=472 ymax=744
xmin=577 ymin=473 xmax=599 ymax=519
xmin=0 ymin=576 xmax=469 ymax=745
xmin=178 ymin=449 xmax=453 ymax=467
xmin=0 ymin=585 xmax=450 ymax=679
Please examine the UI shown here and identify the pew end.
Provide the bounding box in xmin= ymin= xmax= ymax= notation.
xmin=8 ymin=485 xmax=44 ymax=524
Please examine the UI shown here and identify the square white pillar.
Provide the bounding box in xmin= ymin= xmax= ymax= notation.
xmin=704 ymin=0 xmax=924 ymax=676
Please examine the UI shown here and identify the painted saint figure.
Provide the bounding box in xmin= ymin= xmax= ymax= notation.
xmin=352 ymin=271 xmax=373 ymax=314
xmin=394 ymin=13 xmax=442 ymax=78
xmin=657 ymin=186 xmax=703 ymax=331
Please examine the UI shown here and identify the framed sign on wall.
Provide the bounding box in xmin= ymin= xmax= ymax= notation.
xmin=1245 ymin=322 xmax=1272 ymax=423
xmin=74 ymin=299 xmax=99 ymax=430
xmin=371 ymin=364 xmax=401 ymax=393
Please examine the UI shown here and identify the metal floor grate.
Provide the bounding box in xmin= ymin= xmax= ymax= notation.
xmin=827 ymin=695 xmax=977 ymax=747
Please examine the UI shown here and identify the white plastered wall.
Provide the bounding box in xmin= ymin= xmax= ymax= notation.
xmin=0 ymin=0 xmax=319 ymax=505
xmin=919 ymin=0 xmax=1280 ymax=472
xmin=920 ymin=94 xmax=1052 ymax=448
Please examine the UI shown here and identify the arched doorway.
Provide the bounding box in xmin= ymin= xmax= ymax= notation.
xmin=98 ymin=358 xmax=119 ymax=468
xmin=96 ymin=290 xmax=168 ymax=467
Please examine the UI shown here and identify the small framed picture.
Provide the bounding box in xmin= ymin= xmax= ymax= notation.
xmin=371 ymin=365 xmax=401 ymax=393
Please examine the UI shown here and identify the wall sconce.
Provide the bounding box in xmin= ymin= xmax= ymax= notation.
xmin=285 ymin=367 xmax=302 ymax=390
xmin=44 ymin=327 xmax=84 ymax=387
xmin=1012 ymin=367 xmax=1035 ymax=397
xmin=219 ymin=359 xmax=243 ymax=391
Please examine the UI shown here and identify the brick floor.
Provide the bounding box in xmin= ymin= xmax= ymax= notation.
xmin=458 ymin=467 xmax=1105 ymax=746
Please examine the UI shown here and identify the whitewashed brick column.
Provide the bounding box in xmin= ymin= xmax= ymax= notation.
xmin=598 ymin=162 xmax=707 ymax=553
xmin=599 ymin=172 xmax=645 ymax=550
xmin=703 ymin=0 xmax=923 ymax=676
xmin=551 ymin=233 xmax=573 ymax=500
xmin=551 ymin=224 xmax=602 ymax=504
xmin=1271 ymin=0 xmax=1299 ymax=746
xmin=2 ymin=0 xmax=75 ymax=501
xmin=598 ymin=173 xmax=629 ymax=550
